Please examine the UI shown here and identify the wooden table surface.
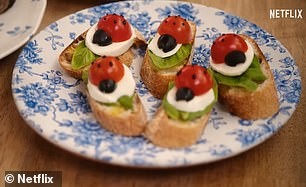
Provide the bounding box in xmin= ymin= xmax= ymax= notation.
xmin=1 ymin=0 xmax=305 ymax=186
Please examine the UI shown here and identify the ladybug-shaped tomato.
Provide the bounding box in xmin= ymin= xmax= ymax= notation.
xmin=89 ymin=56 xmax=124 ymax=91
xmin=211 ymin=34 xmax=248 ymax=66
xmin=175 ymin=65 xmax=213 ymax=101
xmin=97 ymin=14 xmax=132 ymax=42
xmin=157 ymin=15 xmax=191 ymax=44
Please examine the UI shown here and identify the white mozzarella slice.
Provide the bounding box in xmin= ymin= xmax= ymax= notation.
xmin=85 ymin=23 xmax=136 ymax=57
xmin=166 ymin=87 xmax=215 ymax=113
xmin=148 ymin=33 xmax=182 ymax=58
xmin=210 ymin=40 xmax=254 ymax=76
xmin=87 ymin=64 xmax=135 ymax=103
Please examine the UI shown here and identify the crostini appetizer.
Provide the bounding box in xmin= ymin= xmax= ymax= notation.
xmin=210 ymin=33 xmax=279 ymax=119
xmin=141 ymin=15 xmax=197 ymax=99
xmin=145 ymin=65 xmax=217 ymax=148
xmin=59 ymin=13 xmax=146 ymax=79
xmin=86 ymin=56 xmax=147 ymax=136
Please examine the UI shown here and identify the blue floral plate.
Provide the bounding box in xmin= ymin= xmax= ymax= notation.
xmin=0 ymin=0 xmax=46 ymax=59
xmin=12 ymin=1 xmax=301 ymax=168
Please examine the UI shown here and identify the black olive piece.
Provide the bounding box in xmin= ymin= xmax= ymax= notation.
xmin=176 ymin=87 xmax=194 ymax=101
xmin=224 ymin=50 xmax=246 ymax=67
xmin=99 ymin=79 xmax=116 ymax=93
xmin=157 ymin=34 xmax=177 ymax=53
xmin=92 ymin=29 xmax=112 ymax=46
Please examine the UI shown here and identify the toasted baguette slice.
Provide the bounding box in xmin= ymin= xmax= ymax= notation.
xmin=59 ymin=28 xmax=146 ymax=79
xmin=140 ymin=21 xmax=197 ymax=99
xmin=145 ymin=108 xmax=210 ymax=148
xmin=87 ymin=92 xmax=147 ymax=136
xmin=217 ymin=34 xmax=279 ymax=119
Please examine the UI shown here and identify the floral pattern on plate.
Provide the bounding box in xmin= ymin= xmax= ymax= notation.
xmin=12 ymin=1 xmax=301 ymax=168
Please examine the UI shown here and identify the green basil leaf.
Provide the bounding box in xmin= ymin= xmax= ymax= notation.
xmin=71 ymin=41 xmax=98 ymax=70
xmin=118 ymin=95 xmax=134 ymax=110
xmin=81 ymin=66 xmax=90 ymax=84
xmin=214 ymin=72 xmax=258 ymax=91
xmin=98 ymin=95 xmax=134 ymax=110
xmin=162 ymin=96 xmax=180 ymax=120
xmin=148 ymin=44 xmax=192 ymax=69
xmin=212 ymin=55 xmax=267 ymax=91
xmin=243 ymin=55 xmax=267 ymax=82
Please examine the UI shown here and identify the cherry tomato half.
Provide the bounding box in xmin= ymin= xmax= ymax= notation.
xmin=97 ymin=14 xmax=132 ymax=42
xmin=89 ymin=56 xmax=124 ymax=86
xmin=211 ymin=34 xmax=248 ymax=64
xmin=175 ymin=65 xmax=213 ymax=96
xmin=157 ymin=15 xmax=191 ymax=44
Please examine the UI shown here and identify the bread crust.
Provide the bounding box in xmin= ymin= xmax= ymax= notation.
xmin=59 ymin=28 xmax=146 ymax=79
xmin=140 ymin=21 xmax=197 ymax=99
xmin=217 ymin=34 xmax=279 ymax=119
xmin=87 ymin=93 xmax=147 ymax=136
xmin=145 ymin=108 xmax=210 ymax=148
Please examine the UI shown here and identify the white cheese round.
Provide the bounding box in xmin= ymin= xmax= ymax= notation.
xmin=85 ymin=23 xmax=136 ymax=57
xmin=166 ymin=87 xmax=215 ymax=113
xmin=210 ymin=40 xmax=254 ymax=76
xmin=87 ymin=64 xmax=135 ymax=103
xmin=148 ymin=33 xmax=182 ymax=58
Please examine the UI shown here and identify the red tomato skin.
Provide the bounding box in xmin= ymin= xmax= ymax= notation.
xmin=175 ymin=65 xmax=213 ymax=96
xmin=211 ymin=34 xmax=248 ymax=64
xmin=157 ymin=16 xmax=191 ymax=44
xmin=97 ymin=14 xmax=132 ymax=42
xmin=89 ymin=56 xmax=124 ymax=86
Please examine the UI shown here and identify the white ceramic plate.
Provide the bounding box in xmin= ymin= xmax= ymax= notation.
xmin=0 ymin=0 xmax=46 ymax=59
xmin=12 ymin=1 xmax=301 ymax=168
